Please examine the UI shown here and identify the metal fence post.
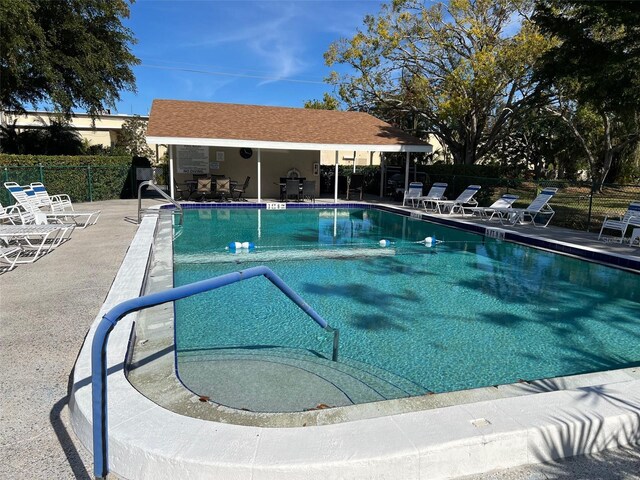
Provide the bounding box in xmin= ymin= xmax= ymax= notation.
xmin=39 ymin=163 xmax=44 ymax=183
xmin=586 ymin=180 xmax=595 ymax=232
xmin=3 ymin=166 xmax=8 ymax=183
xmin=87 ymin=165 xmax=93 ymax=202
xmin=131 ymin=165 xmax=136 ymax=199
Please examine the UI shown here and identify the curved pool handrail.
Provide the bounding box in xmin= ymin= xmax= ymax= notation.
xmin=91 ymin=265 xmax=338 ymax=479
xmin=137 ymin=180 xmax=183 ymax=225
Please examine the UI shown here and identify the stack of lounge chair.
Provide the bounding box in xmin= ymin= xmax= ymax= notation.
xmin=5 ymin=182 xmax=100 ymax=228
xmin=0 ymin=181 xmax=99 ymax=272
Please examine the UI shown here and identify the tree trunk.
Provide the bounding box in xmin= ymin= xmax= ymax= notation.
xmin=596 ymin=113 xmax=614 ymax=192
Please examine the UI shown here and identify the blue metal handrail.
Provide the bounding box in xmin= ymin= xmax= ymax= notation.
xmin=91 ymin=266 xmax=338 ymax=479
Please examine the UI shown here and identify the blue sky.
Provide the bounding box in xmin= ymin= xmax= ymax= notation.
xmin=116 ymin=0 xmax=385 ymax=115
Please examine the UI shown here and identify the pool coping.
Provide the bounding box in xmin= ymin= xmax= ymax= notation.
xmin=70 ymin=202 xmax=640 ymax=480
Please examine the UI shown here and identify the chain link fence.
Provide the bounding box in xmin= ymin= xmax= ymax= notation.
xmin=1 ymin=164 xmax=135 ymax=207
xmin=2 ymin=164 xmax=638 ymax=233
xmin=392 ymin=173 xmax=640 ymax=232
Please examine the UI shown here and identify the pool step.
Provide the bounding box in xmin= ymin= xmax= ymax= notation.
xmin=178 ymin=347 xmax=428 ymax=413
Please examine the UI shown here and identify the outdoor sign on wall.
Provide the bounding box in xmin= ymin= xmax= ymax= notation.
xmin=176 ymin=146 xmax=210 ymax=174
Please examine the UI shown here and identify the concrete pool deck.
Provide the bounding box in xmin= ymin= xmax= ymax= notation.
xmin=1 ymin=197 xmax=639 ymax=479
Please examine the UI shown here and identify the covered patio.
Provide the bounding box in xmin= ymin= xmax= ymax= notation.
xmin=146 ymin=99 xmax=432 ymax=202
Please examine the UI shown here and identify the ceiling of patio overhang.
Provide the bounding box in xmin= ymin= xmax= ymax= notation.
xmin=146 ymin=99 xmax=432 ymax=153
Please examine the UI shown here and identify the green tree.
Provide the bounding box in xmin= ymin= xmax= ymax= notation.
xmin=0 ymin=0 xmax=139 ymax=116
xmin=325 ymin=0 xmax=553 ymax=165
xmin=533 ymin=0 xmax=640 ymax=188
xmin=303 ymin=93 xmax=340 ymax=110
xmin=117 ymin=115 xmax=153 ymax=159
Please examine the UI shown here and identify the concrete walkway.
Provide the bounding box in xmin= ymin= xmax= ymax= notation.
xmin=0 ymin=198 xmax=162 ymax=479
xmin=0 ymin=198 xmax=638 ymax=479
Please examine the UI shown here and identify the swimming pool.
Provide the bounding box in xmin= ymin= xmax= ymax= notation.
xmin=173 ymin=207 xmax=640 ymax=411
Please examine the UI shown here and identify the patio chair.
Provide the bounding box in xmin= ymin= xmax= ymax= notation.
xmin=598 ymin=201 xmax=640 ymax=243
xmin=468 ymin=194 xmax=520 ymax=220
xmin=285 ymin=179 xmax=300 ymax=201
xmin=215 ymin=178 xmax=231 ymax=202
xmin=4 ymin=182 xmax=101 ymax=229
xmin=279 ymin=177 xmax=288 ymax=201
xmin=402 ymin=182 xmax=423 ymax=207
xmin=29 ymin=182 xmax=73 ymax=212
xmin=418 ymin=183 xmax=448 ymax=211
xmin=232 ymin=176 xmax=250 ymax=201
xmin=194 ymin=178 xmax=214 ymax=201
xmin=495 ymin=188 xmax=558 ymax=227
xmin=346 ymin=174 xmax=364 ymax=200
xmin=174 ymin=182 xmax=190 ymax=201
xmin=302 ymin=180 xmax=316 ymax=203
xmin=430 ymin=185 xmax=481 ymax=215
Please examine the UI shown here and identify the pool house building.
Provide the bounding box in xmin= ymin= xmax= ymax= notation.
xmin=146 ymin=99 xmax=432 ymax=201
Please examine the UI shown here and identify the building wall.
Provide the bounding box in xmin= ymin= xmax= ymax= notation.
xmin=172 ymin=146 xmax=321 ymax=199
xmin=2 ymin=111 xmax=166 ymax=161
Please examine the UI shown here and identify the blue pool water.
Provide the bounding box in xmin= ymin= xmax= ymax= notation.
xmin=173 ymin=207 xmax=640 ymax=396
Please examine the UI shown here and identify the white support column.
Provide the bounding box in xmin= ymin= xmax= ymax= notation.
xmin=353 ymin=150 xmax=356 ymax=173
xmin=257 ymin=148 xmax=262 ymax=202
xmin=404 ymin=151 xmax=410 ymax=193
xmin=169 ymin=145 xmax=175 ymax=199
xmin=379 ymin=153 xmax=385 ymax=198
xmin=334 ymin=151 xmax=339 ymax=202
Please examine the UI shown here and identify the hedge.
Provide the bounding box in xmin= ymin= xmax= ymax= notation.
xmin=0 ymin=154 xmax=131 ymax=167
xmin=0 ymin=154 xmax=134 ymax=205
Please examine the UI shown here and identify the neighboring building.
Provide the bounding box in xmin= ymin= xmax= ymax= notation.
xmin=319 ymin=150 xmax=382 ymax=167
xmin=0 ymin=110 xmax=166 ymax=161
xmin=319 ymin=136 xmax=449 ymax=168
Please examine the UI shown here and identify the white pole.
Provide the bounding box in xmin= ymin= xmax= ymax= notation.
xmin=334 ymin=151 xmax=339 ymax=202
xmin=404 ymin=151 xmax=410 ymax=193
xmin=353 ymin=150 xmax=356 ymax=173
xmin=257 ymin=148 xmax=262 ymax=202
xmin=169 ymin=145 xmax=175 ymax=199
xmin=379 ymin=153 xmax=384 ymax=198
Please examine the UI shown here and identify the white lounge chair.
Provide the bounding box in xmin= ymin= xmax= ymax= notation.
xmin=0 ymin=223 xmax=72 ymax=263
xmin=0 ymin=202 xmax=22 ymax=224
xmin=419 ymin=183 xmax=448 ymax=211
xmin=430 ymin=185 xmax=481 ymax=215
xmin=402 ymin=182 xmax=424 ymax=207
xmin=4 ymin=182 xmax=101 ymax=229
xmin=598 ymin=201 xmax=640 ymax=243
xmin=0 ymin=244 xmax=22 ymax=271
xmin=495 ymin=187 xmax=558 ymax=227
xmin=11 ymin=207 xmax=75 ymax=239
xmin=29 ymin=182 xmax=74 ymax=211
xmin=468 ymin=194 xmax=520 ymax=220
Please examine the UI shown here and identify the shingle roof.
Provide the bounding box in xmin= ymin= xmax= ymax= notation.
xmin=146 ymin=99 xmax=430 ymax=152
